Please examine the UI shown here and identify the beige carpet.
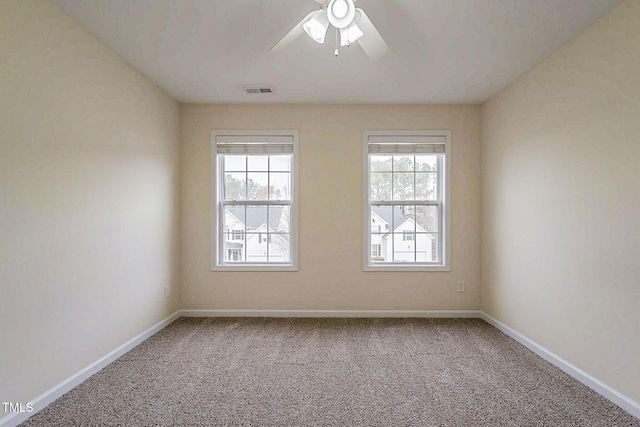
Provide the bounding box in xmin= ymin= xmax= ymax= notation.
xmin=21 ymin=317 xmax=639 ymax=426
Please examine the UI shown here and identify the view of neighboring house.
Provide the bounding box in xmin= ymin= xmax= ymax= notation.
xmin=223 ymin=204 xmax=435 ymax=264
xmin=371 ymin=206 xmax=436 ymax=263
xmin=223 ymin=206 xmax=290 ymax=263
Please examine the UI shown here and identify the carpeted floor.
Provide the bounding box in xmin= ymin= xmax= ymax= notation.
xmin=21 ymin=317 xmax=639 ymax=426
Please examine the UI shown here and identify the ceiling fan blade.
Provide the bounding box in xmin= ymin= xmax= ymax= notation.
xmin=355 ymin=8 xmax=389 ymax=60
xmin=313 ymin=0 xmax=329 ymax=5
xmin=269 ymin=11 xmax=316 ymax=53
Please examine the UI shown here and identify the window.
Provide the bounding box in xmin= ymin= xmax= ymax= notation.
xmin=363 ymin=131 xmax=451 ymax=271
xmin=258 ymin=233 xmax=271 ymax=244
xmin=212 ymin=131 xmax=298 ymax=271
xmin=371 ymin=244 xmax=381 ymax=257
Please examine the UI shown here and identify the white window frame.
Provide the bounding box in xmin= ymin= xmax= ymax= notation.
xmin=363 ymin=130 xmax=451 ymax=271
xmin=211 ymin=130 xmax=299 ymax=271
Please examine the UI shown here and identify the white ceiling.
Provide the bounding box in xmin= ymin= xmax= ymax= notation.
xmin=52 ymin=0 xmax=622 ymax=104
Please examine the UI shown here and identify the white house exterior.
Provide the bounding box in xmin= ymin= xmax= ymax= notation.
xmin=370 ymin=206 xmax=434 ymax=263
xmin=223 ymin=207 xmax=290 ymax=263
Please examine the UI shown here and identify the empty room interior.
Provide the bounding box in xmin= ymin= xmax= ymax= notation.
xmin=1 ymin=0 xmax=639 ymax=425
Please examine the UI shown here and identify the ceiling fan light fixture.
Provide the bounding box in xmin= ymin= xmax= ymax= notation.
xmin=303 ymin=9 xmax=330 ymax=43
xmin=326 ymin=0 xmax=356 ymax=29
xmin=340 ymin=20 xmax=363 ymax=46
xmin=270 ymin=0 xmax=389 ymax=60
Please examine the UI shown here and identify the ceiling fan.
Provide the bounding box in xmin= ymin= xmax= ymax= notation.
xmin=270 ymin=0 xmax=389 ymax=60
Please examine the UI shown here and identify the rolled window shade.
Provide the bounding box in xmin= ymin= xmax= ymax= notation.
xmin=216 ymin=135 xmax=294 ymax=154
xmin=367 ymin=135 xmax=446 ymax=154
xmin=368 ymin=143 xmax=445 ymax=154
xmin=367 ymin=135 xmax=446 ymax=144
xmin=217 ymin=143 xmax=293 ymax=154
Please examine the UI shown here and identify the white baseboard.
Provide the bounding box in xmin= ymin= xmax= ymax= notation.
xmin=179 ymin=309 xmax=482 ymax=318
xmin=0 ymin=311 xmax=182 ymax=427
xmin=479 ymin=312 xmax=640 ymax=419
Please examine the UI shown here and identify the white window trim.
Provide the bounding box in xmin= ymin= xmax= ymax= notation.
xmin=211 ymin=130 xmax=299 ymax=272
xmin=362 ymin=130 xmax=452 ymax=272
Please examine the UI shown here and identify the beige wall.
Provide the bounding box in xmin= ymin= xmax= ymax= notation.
xmin=5 ymin=0 xmax=636 ymax=418
xmin=481 ymin=0 xmax=640 ymax=403
xmin=181 ymin=104 xmax=481 ymax=310
xmin=0 ymin=0 xmax=181 ymax=415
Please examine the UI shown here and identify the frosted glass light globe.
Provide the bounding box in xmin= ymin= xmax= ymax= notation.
xmin=327 ymin=0 xmax=355 ymax=29
xmin=332 ymin=0 xmax=348 ymax=18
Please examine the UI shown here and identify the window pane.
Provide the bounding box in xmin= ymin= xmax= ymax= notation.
xmin=415 ymin=155 xmax=437 ymax=172
xmin=370 ymin=156 xmax=392 ymax=172
xmin=224 ymin=173 xmax=246 ymax=200
xmin=370 ymin=172 xmax=392 ymax=201
xmin=428 ymin=233 xmax=439 ymax=262
xmin=371 ymin=205 xmax=391 ymax=232
xmin=416 ymin=206 xmax=438 ymax=232
xmin=415 ymin=233 xmax=433 ymax=262
xmin=370 ymin=242 xmax=384 ymax=262
xmin=246 ymin=172 xmax=268 ymax=200
xmin=393 ymin=231 xmax=415 ymax=262
xmin=245 ymin=233 xmax=267 ymax=262
xmin=248 ymin=155 xmax=269 ymax=171
xmin=415 ymin=172 xmax=438 ymax=201
xmin=224 ymin=206 xmax=245 ymax=232
xmin=370 ymin=241 xmax=384 ymax=261
xmin=370 ymin=206 xmax=390 ymax=262
xmin=246 ymin=205 xmax=268 ymax=232
xmin=393 ymin=205 xmax=415 ymax=230
xmin=393 ymin=205 xmax=416 ymax=262
xmin=269 ymin=172 xmax=291 ymax=200
xmin=270 ymin=155 xmax=290 ymax=172
xmin=392 ymin=173 xmax=414 ymax=200
xmin=393 ymin=156 xmax=414 ymax=172
xmin=370 ymin=205 xmax=439 ymax=263
xmin=268 ymin=234 xmax=290 ymax=262
xmin=269 ymin=205 xmax=290 ymax=233
xmin=224 ymin=155 xmax=246 ymax=172
xmin=223 ymin=206 xmax=245 ymax=262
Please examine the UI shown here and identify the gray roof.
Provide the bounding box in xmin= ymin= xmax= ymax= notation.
xmin=226 ymin=206 xmax=285 ymax=231
xmin=371 ymin=205 xmax=413 ymax=230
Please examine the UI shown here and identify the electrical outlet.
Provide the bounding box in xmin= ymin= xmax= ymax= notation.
xmin=457 ymin=281 xmax=465 ymax=293
xmin=164 ymin=284 xmax=171 ymax=299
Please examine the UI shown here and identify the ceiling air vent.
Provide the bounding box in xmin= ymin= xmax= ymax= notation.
xmin=241 ymin=85 xmax=275 ymax=95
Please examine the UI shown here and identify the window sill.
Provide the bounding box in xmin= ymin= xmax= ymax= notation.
xmin=363 ymin=264 xmax=451 ymax=272
xmin=212 ymin=264 xmax=298 ymax=272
